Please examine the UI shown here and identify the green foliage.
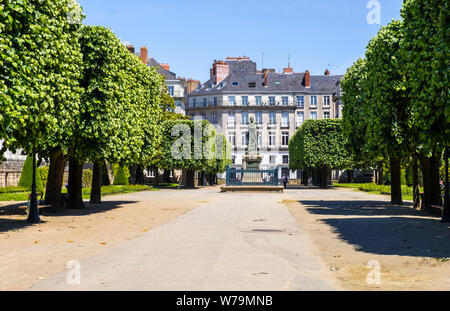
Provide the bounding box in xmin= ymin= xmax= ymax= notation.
xmin=82 ymin=169 xmax=92 ymax=188
xmin=400 ymin=0 xmax=449 ymax=153
xmin=113 ymin=166 xmax=129 ymax=185
xmin=364 ymin=20 xmax=411 ymax=159
xmin=18 ymin=156 xmax=43 ymax=192
xmin=289 ymin=119 xmax=352 ymax=170
xmin=160 ymin=120 xmax=226 ymax=173
xmin=39 ymin=166 xmax=49 ymax=188
xmin=72 ymin=25 xmax=164 ymax=168
xmin=0 ymin=0 xmax=83 ymax=155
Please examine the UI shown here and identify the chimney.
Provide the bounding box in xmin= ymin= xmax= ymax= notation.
xmin=140 ymin=46 xmax=148 ymax=64
xmin=304 ymin=70 xmax=310 ymax=88
xmin=212 ymin=60 xmax=229 ymax=84
xmin=126 ymin=45 xmax=135 ymax=54
xmin=283 ymin=67 xmax=293 ymax=74
xmin=263 ymin=69 xmax=269 ymax=87
xmin=160 ymin=63 xmax=170 ymax=71
xmin=186 ymin=78 xmax=201 ymax=94
xmin=324 ymin=69 xmax=330 ymax=75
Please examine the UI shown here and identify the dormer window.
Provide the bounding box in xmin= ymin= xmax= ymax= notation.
xmin=232 ymin=81 xmax=239 ymax=86
xmin=248 ymin=82 xmax=256 ymax=88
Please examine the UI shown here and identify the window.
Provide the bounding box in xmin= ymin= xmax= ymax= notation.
xmin=282 ymin=155 xmax=289 ymax=164
xmin=228 ymin=113 xmax=235 ymax=127
xmin=269 ymin=112 xmax=276 ymax=125
xmin=241 ymin=112 xmax=248 ymax=125
xmin=228 ymin=132 xmax=236 ymax=147
xmin=232 ymin=155 xmax=236 ymax=164
xmin=192 ymin=98 xmax=197 ymax=108
xmin=281 ymin=112 xmax=289 ymax=127
xmin=212 ymin=113 xmax=217 ymax=124
xmin=258 ymin=132 xmax=262 ymax=147
xmin=228 ymin=96 xmax=236 ymax=106
xmin=203 ymin=98 xmax=207 ymax=107
xmin=269 ymin=96 xmax=276 ymax=106
xmin=168 ymin=86 xmax=174 ymax=97
xmin=213 ymin=97 xmax=217 ymax=107
xmin=249 ymin=82 xmax=256 ymax=88
xmin=269 ymin=155 xmax=276 ymax=164
xmin=201 ymin=113 xmax=206 ymax=120
xmin=323 ymin=95 xmax=331 ymax=107
xmin=241 ymin=132 xmax=249 ymax=146
xmin=146 ymin=169 xmax=156 ymax=178
xmin=323 ymin=111 xmax=330 ymax=119
xmin=242 ymin=96 xmax=248 ymax=106
xmin=282 ymin=96 xmax=289 ymax=106
xmin=268 ymin=132 xmax=276 ymax=147
xmin=255 ymin=112 xmax=262 ymax=125
xmin=232 ymin=81 xmax=239 ymax=86
xmin=275 ymin=81 xmax=281 ymax=85
xmin=296 ymin=96 xmax=304 ymax=108
xmin=296 ymin=111 xmax=304 ymax=127
xmin=310 ymin=111 xmax=318 ymax=120
xmin=310 ymin=96 xmax=317 ymax=108
xmin=282 ymin=132 xmax=289 ymax=146
xmin=255 ymin=96 xmax=262 ymax=106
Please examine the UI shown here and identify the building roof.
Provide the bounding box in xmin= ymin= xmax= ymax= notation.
xmin=190 ymin=59 xmax=343 ymax=96
xmin=147 ymin=57 xmax=177 ymax=80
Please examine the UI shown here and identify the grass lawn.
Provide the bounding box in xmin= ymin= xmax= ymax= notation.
xmin=333 ymin=182 xmax=420 ymax=201
xmin=0 ymin=185 xmax=157 ymax=202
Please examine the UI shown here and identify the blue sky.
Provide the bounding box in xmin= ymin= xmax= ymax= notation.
xmin=78 ymin=0 xmax=404 ymax=82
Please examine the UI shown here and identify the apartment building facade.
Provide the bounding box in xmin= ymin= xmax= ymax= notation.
xmin=186 ymin=57 xmax=343 ymax=179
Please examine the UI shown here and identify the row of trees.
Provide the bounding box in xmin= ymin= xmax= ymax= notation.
xmin=0 ymin=0 xmax=230 ymax=223
xmin=340 ymin=0 xmax=448 ymax=221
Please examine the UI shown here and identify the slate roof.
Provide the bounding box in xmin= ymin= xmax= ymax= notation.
xmin=147 ymin=57 xmax=177 ymax=80
xmin=190 ymin=59 xmax=343 ymax=96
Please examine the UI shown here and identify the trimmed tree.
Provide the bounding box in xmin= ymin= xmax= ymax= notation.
xmin=400 ymin=0 xmax=449 ymax=218
xmin=18 ymin=155 xmax=43 ymax=193
xmin=364 ymin=20 xmax=411 ymax=205
xmin=113 ymin=166 xmax=129 ymax=185
xmin=289 ymin=119 xmax=352 ymax=188
xmin=0 ymin=0 xmax=83 ymax=219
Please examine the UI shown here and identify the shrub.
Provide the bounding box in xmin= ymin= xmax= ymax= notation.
xmin=82 ymin=169 xmax=93 ymax=188
xmin=113 ymin=166 xmax=129 ymax=185
xmin=18 ymin=155 xmax=43 ymax=192
xmin=39 ymin=165 xmax=49 ymax=188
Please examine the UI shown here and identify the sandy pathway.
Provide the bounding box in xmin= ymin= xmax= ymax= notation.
xmin=30 ymin=189 xmax=338 ymax=291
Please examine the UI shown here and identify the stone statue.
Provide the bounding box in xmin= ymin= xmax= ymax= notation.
xmin=247 ymin=116 xmax=258 ymax=158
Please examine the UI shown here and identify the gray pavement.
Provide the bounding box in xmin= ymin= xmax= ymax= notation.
xmin=31 ymin=188 xmax=339 ymax=291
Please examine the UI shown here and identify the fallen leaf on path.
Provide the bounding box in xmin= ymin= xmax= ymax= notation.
xmin=99 ymin=242 xmax=107 ymax=245
xmin=143 ymin=229 xmax=148 ymax=232
xmin=67 ymin=241 xmax=74 ymax=243
xmin=34 ymin=241 xmax=39 ymax=244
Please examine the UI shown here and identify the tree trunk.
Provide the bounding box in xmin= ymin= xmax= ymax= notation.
xmin=442 ymin=146 xmax=449 ymax=223
xmin=420 ymin=155 xmax=431 ymax=211
xmin=163 ymin=170 xmax=171 ymax=183
xmin=129 ymin=164 xmax=137 ymax=185
xmin=319 ymin=166 xmax=330 ymax=189
xmin=430 ymin=154 xmax=442 ymax=206
xmin=90 ymin=161 xmax=102 ymax=204
xmin=346 ymin=169 xmax=352 ymax=183
xmin=390 ymin=156 xmax=403 ymax=205
xmin=412 ymin=155 xmax=420 ymax=209
xmin=185 ymin=170 xmax=195 ymax=188
xmin=68 ymin=158 xmax=84 ymax=209
xmin=135 ymin=164 xmax=145 ymax=185
xmin=377 ymin=161 xmax=384 ymax=185
xmin=44 ymin=149 xmax=67 ymax=212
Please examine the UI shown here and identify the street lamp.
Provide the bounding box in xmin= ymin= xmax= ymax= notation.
xmin=27 ymin=148 xmax=40 ymax=223
xmin=442 ymin=145 xmax=449 ymax=223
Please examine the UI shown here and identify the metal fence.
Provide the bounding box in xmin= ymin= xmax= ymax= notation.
xmin=226 ymin=166 xmax=279 ymax=186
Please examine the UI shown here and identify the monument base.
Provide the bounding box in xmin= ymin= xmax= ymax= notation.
xmin=243 ymin=155 xmax=262 ymax=170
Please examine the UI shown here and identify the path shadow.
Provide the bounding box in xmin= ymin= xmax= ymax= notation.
xmin=0 ymin=200 xmax=138 ymax=233
xmin=300 ymin=200 xmax=450 ymax=258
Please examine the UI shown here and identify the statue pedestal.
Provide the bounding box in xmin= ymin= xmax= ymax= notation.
xmin=244 ymin=155 xmax=262 ymax=170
